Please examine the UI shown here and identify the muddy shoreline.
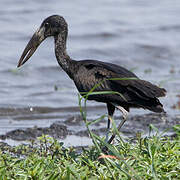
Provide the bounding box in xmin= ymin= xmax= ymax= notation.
xmin=0 ymin=109 xmax=179 ymax=147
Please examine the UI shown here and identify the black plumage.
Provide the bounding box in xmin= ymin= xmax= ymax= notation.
xmin=17 ymin=15 xmax=166 ymax=144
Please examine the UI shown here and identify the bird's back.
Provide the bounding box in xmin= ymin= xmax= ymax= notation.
xmin=77 ymin=59 xmax=138 ymax=78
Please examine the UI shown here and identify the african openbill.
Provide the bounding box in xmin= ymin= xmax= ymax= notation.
xmin=17 ymin=15 xmax=166 ymax=144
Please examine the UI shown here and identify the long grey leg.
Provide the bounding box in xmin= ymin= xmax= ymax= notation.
xmin=105 ymin=103 xmax=115 ymax=142
xmin=108 ymin=106 xmax=128 ymax=144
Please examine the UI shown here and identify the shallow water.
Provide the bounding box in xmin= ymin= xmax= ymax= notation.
xmin=0 ymin=0 xmax=180 ymax=146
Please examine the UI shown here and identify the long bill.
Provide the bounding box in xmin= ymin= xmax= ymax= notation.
xmin=17 ymin=27 xmax=45 ymax=67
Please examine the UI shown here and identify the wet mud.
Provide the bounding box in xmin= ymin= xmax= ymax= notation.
xmin=0 ymin=111 xmax=179 ymax=147
xmin=0 ymin=122 xmax=68 ymax=141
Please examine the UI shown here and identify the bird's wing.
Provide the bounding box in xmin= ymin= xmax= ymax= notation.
xmin=81 ymin=60 xmax=138 ymax=78
xmin=110 ymin=79 xmax=166 ymax=98
xmin=78 ymin=60 xmax=166 ymax=100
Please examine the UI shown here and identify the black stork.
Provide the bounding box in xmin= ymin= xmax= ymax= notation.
xmin=17 ymin=15 xmax=166 ymax=144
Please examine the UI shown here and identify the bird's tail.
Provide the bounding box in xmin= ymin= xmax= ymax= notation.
xmin=143 ymin=98 xmax=165 ymax=113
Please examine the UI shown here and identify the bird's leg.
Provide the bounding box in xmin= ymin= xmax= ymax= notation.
xmin=105 ymin=103 xmax=115 ymax=142
xmin=108 ymin=106 xmax=128 ymax=144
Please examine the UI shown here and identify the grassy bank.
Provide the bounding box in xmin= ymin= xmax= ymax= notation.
xmin=0 ymin=125 xmax=179 ymax=179
xmin=0 ymin=90 xmax=179 ymax=179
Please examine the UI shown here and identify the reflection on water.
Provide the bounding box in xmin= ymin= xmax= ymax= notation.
xmin=0 ymin=0 xmax=180 ymax=145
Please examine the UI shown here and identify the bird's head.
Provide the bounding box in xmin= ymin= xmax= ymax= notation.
xmin=17 ymin=15 xmax=68 ymax=67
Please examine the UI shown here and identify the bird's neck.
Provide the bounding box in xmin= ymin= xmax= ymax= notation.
xmin=54 ymin=32 xmax=75 ymax=79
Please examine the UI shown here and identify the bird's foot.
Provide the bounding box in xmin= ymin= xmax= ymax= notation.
xmin=101 ymin=146 xmax=109 ymax=154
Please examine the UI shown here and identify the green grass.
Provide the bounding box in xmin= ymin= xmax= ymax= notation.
xmin=0 ymin=127 xmax=179 ymax=180
xmin=0 ymin=79 xmax=179 ymax=179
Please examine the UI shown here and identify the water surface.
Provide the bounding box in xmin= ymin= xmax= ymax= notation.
xmin=0 ymin=0 xmax=179 ymax=146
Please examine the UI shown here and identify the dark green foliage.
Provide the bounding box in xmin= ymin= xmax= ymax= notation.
xmin=0 ymin=126 xmax=179 ymax=179
xmin=0 ymin=85 xmax=178 ymax=179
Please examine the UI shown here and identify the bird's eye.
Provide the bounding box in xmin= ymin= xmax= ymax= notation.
xmin=44 ymin=22 xmax=50 ymax=28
